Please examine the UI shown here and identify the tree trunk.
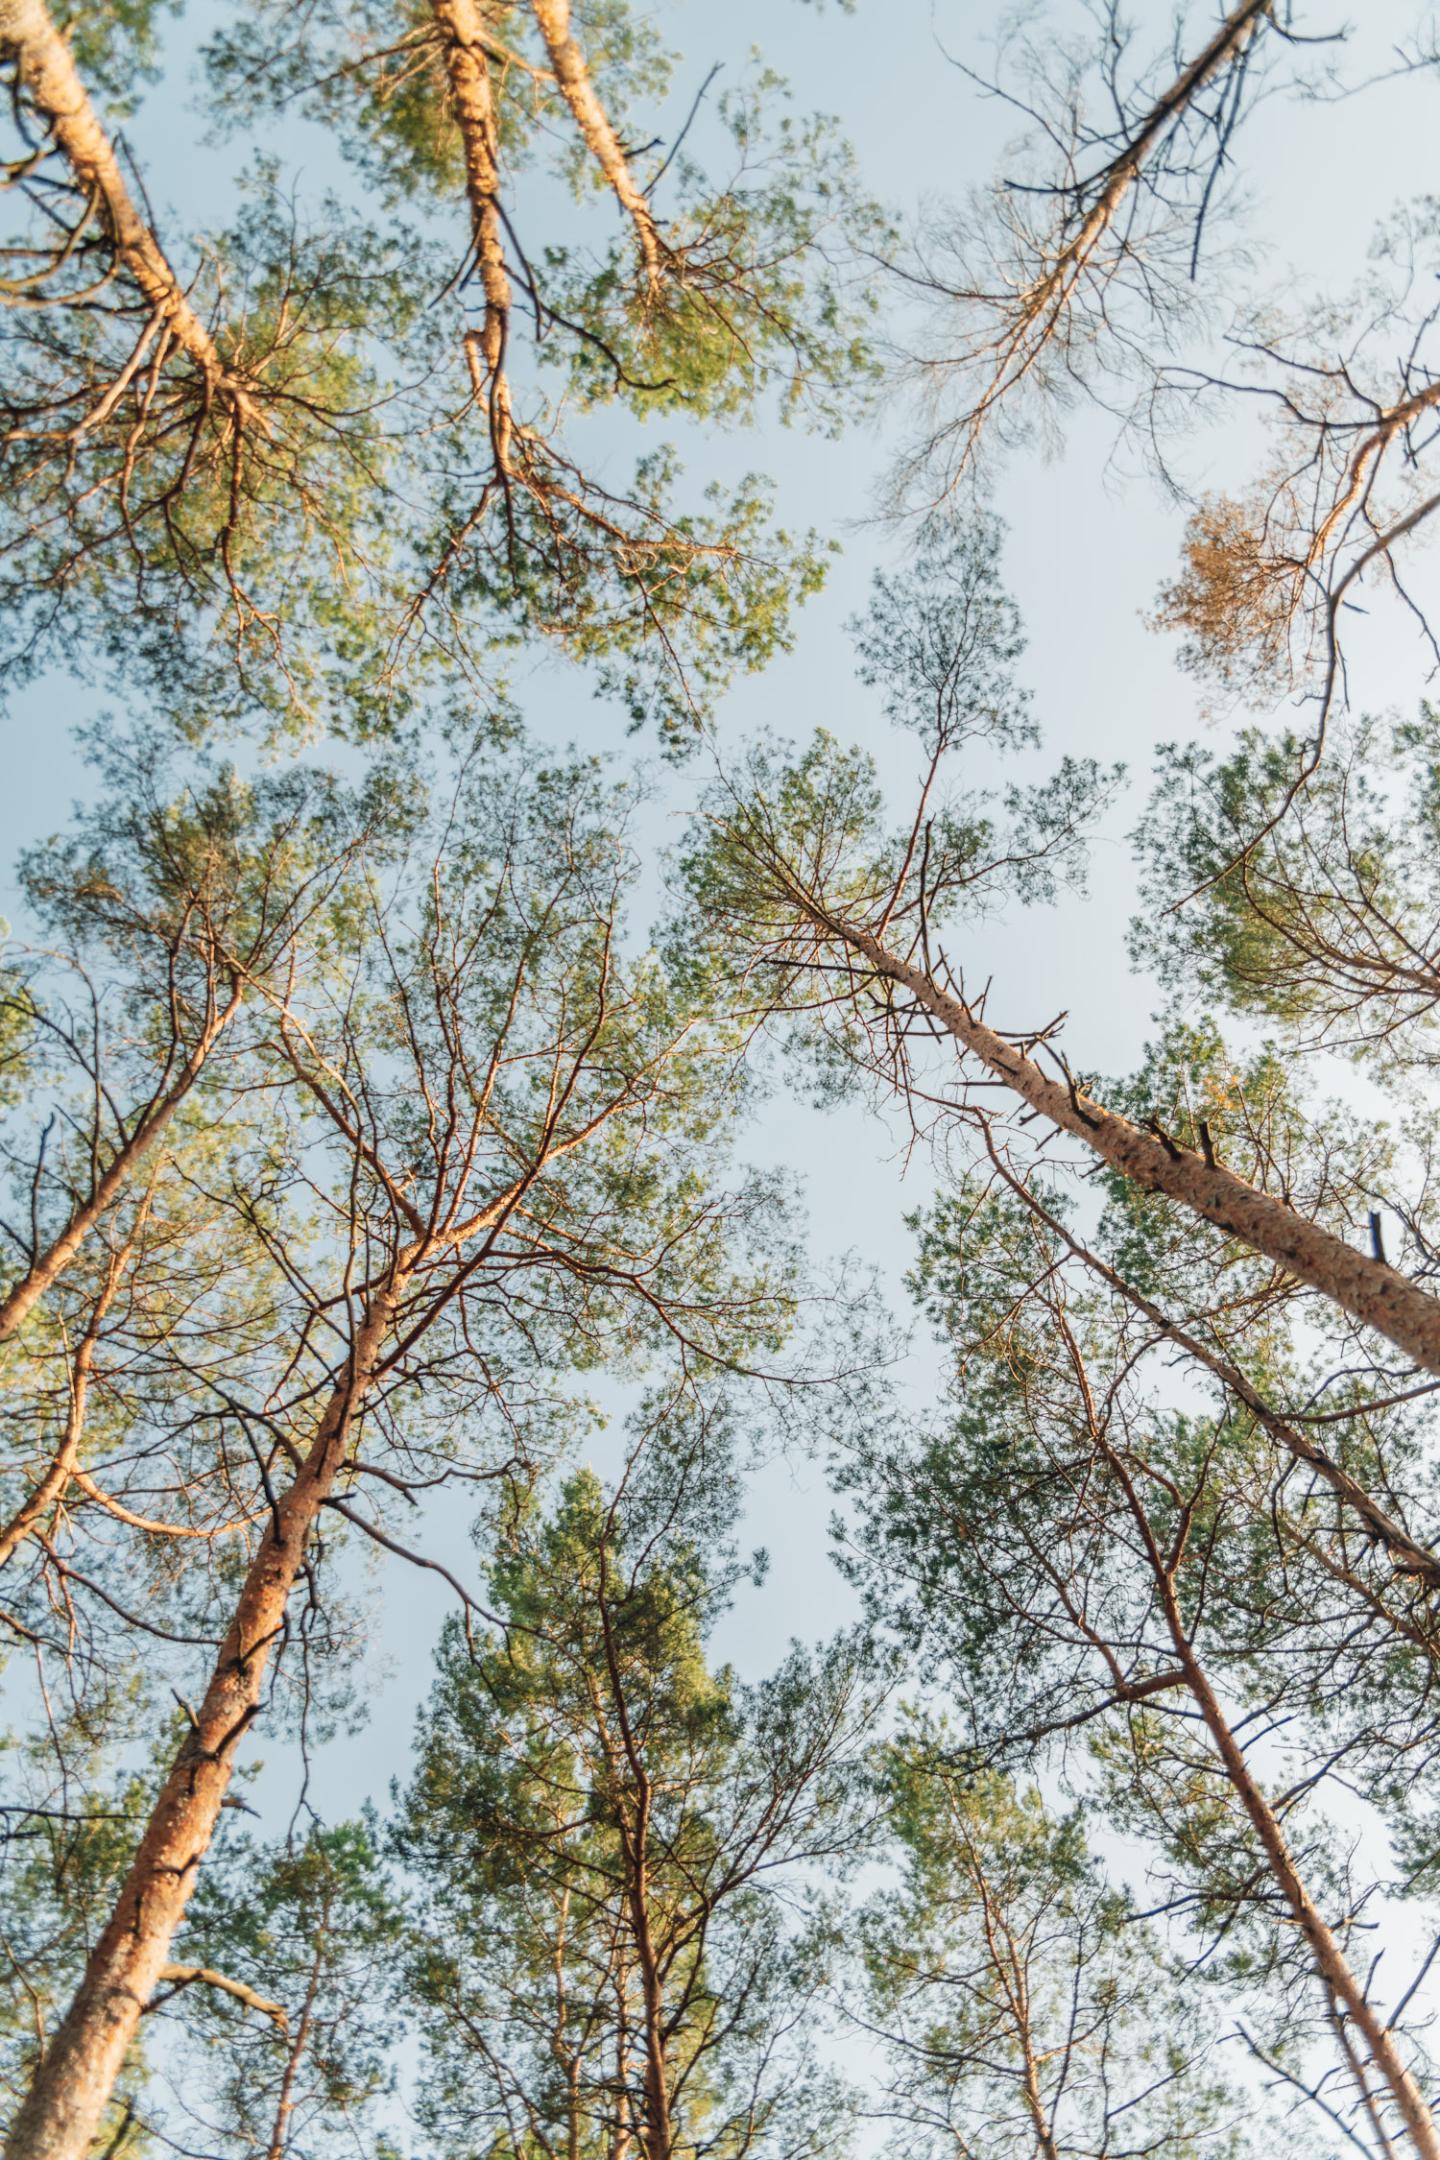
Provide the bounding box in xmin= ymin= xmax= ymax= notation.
xmin=988 ymin=1152 xmax=1440 ymax=1591
xmin=432 ymin=0 xmax=514 ymax=464
xmin=1158 ymin=1577 xmax=1440 ymax=2157
xmin=1091 ymin=1407 xmax=1440 ymax=2159
xmin=834 ymin=912 xmax=1440 ymax=1375
xmin=528 ymin=0 xmax=662 ymax=285
xmin=1 ymin=1285 xmax=399 ymax=2160
xmin=266 ymin=1936 xmax=322 ymax=2160
xmin=0 ymin=1296 xmax=101 ymax=1571
xmin=0 ymin=0 xmax=256 ymax=417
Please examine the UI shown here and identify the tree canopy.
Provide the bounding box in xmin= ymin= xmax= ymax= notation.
xmin=6 ymin=6 xmax=1440 ymax=2159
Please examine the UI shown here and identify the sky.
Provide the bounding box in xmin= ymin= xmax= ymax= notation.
xmin=4 ymin=0 xmax=1440 ymax=1830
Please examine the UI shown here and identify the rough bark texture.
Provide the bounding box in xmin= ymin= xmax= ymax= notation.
xmin=0 ymin=1286 xmax=400 ymax=2160
xmin=0 ymin=0 xmax=256 ymax=416
xmin=528 ymin=0 xmax=662 ymax=285
xmin=0 ymin=990 xmax=241 ymax=1345
xmin=433 ymin=0 xmax=515 ymax=463
xmin=839 ymin=914 xmax=1440 ymax=1375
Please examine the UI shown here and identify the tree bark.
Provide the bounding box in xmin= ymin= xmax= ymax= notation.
xmin=265 ymin=1937 xmax=322 ymax=2160
xmin=527 ymin=0 xmax=662 ymax=287
xmin=153 ymin=1964 xmax=288 ymax=2033
xmin=0 ymin=1294 xmax=101 ymax=1571
xmin=0 ymin=0 xmax=257 ymax=418
xmin=433 ymin=0 xmax=515 ymax=464
xmin=939 ymin=0 xmax=1275 ymax=470
xmin=1 ymin=1284 xmax=399 ymax=2160
xmin=1152 ymin=1542 xmax=1440 ymax=2157
xmin=1073 ymin=1360 xmax=1440 ymax=2158
xmin=831 ymin=911 xmax=1440 ymax=1376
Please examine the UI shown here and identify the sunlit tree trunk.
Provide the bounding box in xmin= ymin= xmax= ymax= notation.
xmin=433 ymin=0 xmax=515 ymax=464
xmin=0 ymin=0 xmax=256 ymax=417
xmin=826 ymin=906 xmax=1440 ymax=1374
xmin=528 ymin=0 xmax=662 ymax=286
xmin=1 ymin=1279 xmax=403 ymax=2160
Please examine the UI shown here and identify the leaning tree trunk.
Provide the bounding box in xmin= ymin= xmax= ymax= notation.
xmin=528 ymin=0 xmax=662 ymax=285
xmin=986 ymin=1153 xmax=1440 ymax=1591
xmin=830 ymin=910 xmax=1440 ymax=1376
xmin=1 ymin=1285 xmax=400 ymax=2160
xmin=0 ymin=0 xmax=257 ymax=417
xmin=1136 ymin=1491 xmax=1440 ymax=2160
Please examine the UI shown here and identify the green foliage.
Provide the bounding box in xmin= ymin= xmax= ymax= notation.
xmin=66 ymin=0 xmax=183 ymax=111
xmin=554 ymin=75 xmax=886 ymax=435
xmin=0 ymin=1707 xmax=159 ymax=2134
xmin=1095 ymin=1012 xmax=1396 ymax=1337
xmin=1132 ymin=711 xmax=1440 ymax=1069
xmin=205 ymin=1 xmax=670 ymax=207
xmin=862 ymin=1736 xmax=1239 ymax=2159
xmin=0 ymin=173 xmax=429 ymax=735
xmin=423 ymin=450 xmax=836 ymax=752
xmin=850 ymin=512 xmax=1034 ymax=751
xmin=677 ymin=520 xmax=1117 ymax=1098
xmin=167 ymin=1819 xmax=401 ymax=2157
xmin=838 ymin=1165 xmax=1440 ymax=2131
xmin=0 ymin=0 xmax=884 ymax=744
xmin=396 ymin=1440 xmax=866 ymax=2160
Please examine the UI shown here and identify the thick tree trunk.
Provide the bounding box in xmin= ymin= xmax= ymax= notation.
xmin=0 ymin=990 xmax=241 ymax=1344
xmin=0 ymin=0 xmax=256 ymax=416
xmin=1 ymin=1287 xmax=399 ymax=2160
xmin=835 ymin=913 xmax=1440 ymax=1375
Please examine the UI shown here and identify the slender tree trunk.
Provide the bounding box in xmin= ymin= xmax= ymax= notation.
xmin=972 ymin=1874 xmax=1059 ymax=2160
xmin=0 ymin=0 xmax=256 ymax=417
xmin=0 ymin=989 xmax=241 ymax=1344
xmin=527 ymin=0 xmax=662 ymax=286
xmin=266 ymin=1933 xmax=323 ymax=2160
xmin=945 ymin=0 xmax=1274 ymax=465
xmin=1051 ymin=0 xmax=1274 ymax=258
xmin=626 ymin=1815 xmax=673 ymax=2160
xmin=593 ymin=1581 xmax=672 ymax=2160
xmin=828 ymin=910 xmax=1440 ymax=1374
xmin=614 ymin=1950 xmax=634 ymax=2160
xmin=433 ymin=0 xmax=514 ymax=465
xmin=0 ymin=1199 xmax=148 ymax=1568
xmin=0 ymin=1293 xmax=101 ymax=1570
xmin=1165 ymin=1594 xmax=1440 ymax=2157
xmin=1106 ymin=1430 xmax=1440 ymax=2159
xmin=1 ymin=1284 xmax=400 ymax=2160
